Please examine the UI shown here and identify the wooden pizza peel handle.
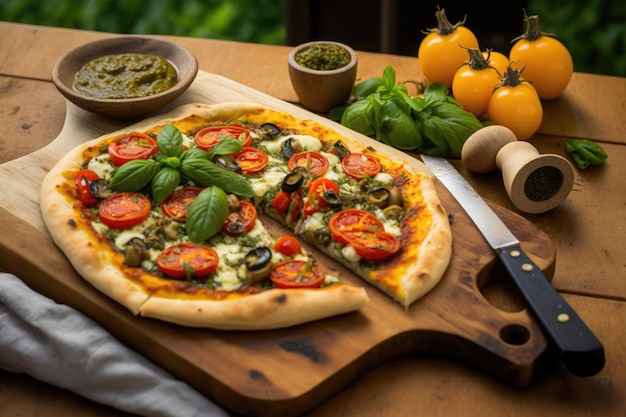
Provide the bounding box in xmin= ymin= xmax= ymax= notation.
xmin=379 ymin=196 xmax=558 ymax=388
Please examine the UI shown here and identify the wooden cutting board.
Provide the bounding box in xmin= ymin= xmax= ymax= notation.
xmin=0 ymin=71 xmax=556 ymax=417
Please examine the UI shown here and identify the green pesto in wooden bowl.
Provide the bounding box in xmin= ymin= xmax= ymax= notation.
xmin=73 ymin=53 xmax=178 ymax=99
xmin=294 ymin=44 xmax=351 ymax=71
xmin=52 ymin=36 xmax=197 ymax=119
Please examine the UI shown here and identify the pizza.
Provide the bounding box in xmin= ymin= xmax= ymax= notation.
xmin=40 ymin=103 xmax=452 ymax=330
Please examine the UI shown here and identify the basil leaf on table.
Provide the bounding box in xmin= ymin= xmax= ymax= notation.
xmin=337 ymin=65 xmax=484 ymax=158
xmin=109 ymin=159 xmax=160 ymax=192
xmin=373 ymin=97 xmax=423 ymax=150
xmin=422 ymin=82 xmax=451 ymax=104
xmin=565 ymin=139 xmax=608 ymax=169
xmin=186 ymin=186 xmax=230 ymax=243
xmin=341 ymin=96 xmax=377 ymax=136
xmin=157 ymin=124 xmax=183 ymax=158
xmin=381 ymin=65 xmax=396 ymax=91
xmin=417 ymin=101 xmax=485 ymax=157
xmin=352 ymin=76 xmax=382 ymax=100
xmin=181 ymin=157 xmax=255 ymax=197
xmin=328 ymin=105 xmax=349 ymax=122
xmin=151 ymin=166 xmax=181 ymax=205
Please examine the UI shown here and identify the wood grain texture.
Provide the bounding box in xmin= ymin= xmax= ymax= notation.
xmin=0 ymin=72 xmax=559 ymax=416
xmin=1 ymin=22 xmax=625 ymax=144
xmin=1 ymin=23 xmax=625 ymax=417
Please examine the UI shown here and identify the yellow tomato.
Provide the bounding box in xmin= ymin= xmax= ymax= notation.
xmin=482 ymin=50 xmax=509 ymax=76
xmin=509 ymin=14 xmax=573 ymax=100
xmin=418 ymin=9 xmax=479 ymax=89
xmin=487 ymin=67 xmax=543 ymax=140
xmin=452 ymin=49 xmax=509 ymax=118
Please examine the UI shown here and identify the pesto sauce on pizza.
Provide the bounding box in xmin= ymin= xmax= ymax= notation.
xmin=41 ymin=104 xmax=451 ymax=331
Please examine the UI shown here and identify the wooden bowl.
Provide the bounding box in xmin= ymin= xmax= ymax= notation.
xmin=288 ymin=41 xmax=358 ymax=114
xmin=52 ymin=36 xmax=198 ymax=119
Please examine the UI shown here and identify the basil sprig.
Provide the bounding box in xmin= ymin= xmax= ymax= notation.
xmin=334 ymin=65 xmax=485 ymax=158
xmin=156 ymin=124 xmax=183 ymax=158
xmin=109 ymin=159 xmax=160 ymax=192
xmin=109 ymin=124 xmax=255 ymax=203
xmin=211 ymin=135 xmax=246 ymax=156
xmin=186 ymin=186 xmax=230 ymax=243
xmin=180 ymin=157 xmax=255 ymax=197
xmin=107 ymin=124 xmax=256 ymax=241
xmin=151 ymin=166 xmax=181 ymax=205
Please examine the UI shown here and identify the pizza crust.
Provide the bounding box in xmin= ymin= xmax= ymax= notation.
xmin=399 ymin=174 xmax=452 ymax=307
xmin=139 ymin=285 xmax=369 ymax=330
xmin=40 ymin=138 xmax=151 ymax=314
xmin=40 ymin=102 xmax=451 ymax=330
xmin=294 ymin=171 xmax=452 ymax=310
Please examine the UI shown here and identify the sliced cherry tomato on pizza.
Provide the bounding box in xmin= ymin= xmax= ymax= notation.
xmin=287 ymin=151 xmax=329 ymax=177
xmin=221 ymin=200 xmax=258 ymax=236
xmin=328 ymin=209 xmax=385 ymax=245
xmin=194 ymin=125 xmax=253 ymax=151
xmin=350 ymin=231 xmax=400 ymax=261
xmin=272 ymin=190 xmax=291 ymax=213
xmin=272 ymin=190 xmax=303 ymax=223
xmin=98 ymin=192 xmax=151 ymax=229
xmin=235 ymin=147 xmax=269 ymax=174
xmin=328 ymin=209 xmax=400 ymax=261
xmin=108 ymin=133 xmax=158 ymax=166
xmin=303 ymin=177 xmax=340 ymax=215
xmin=75 ymin=169 xmax=100 ymax=207
xmin=288 ymin=191 xmax=303 ymax=223
xmin=341 ymin=153 xmax=381 ymax=179
xmin=269 ymin=259 xmax=325 ymax=289
xmin=157 ymin=242 xmax=219 ymax=279
xmin=160 ymin=186 xmax=203 ymax=220
xmin=274 ymin=235 xmax=302 ymax=256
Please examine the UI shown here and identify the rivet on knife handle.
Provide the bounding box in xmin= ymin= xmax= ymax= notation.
xmin=498 ymin=246 xmax=605 ymax=377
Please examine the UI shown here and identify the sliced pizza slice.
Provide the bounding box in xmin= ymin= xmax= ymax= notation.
xmin=242 ymin=108 xmax=452 ymax=309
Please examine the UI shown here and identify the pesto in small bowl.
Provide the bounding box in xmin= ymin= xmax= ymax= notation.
xmin=294 ymin=44 xmax=351 ymax=71
xmin=288 ymin=41 xmax=357 ymax=113
xmin=73 ymin=53 xmax=178 ymax=99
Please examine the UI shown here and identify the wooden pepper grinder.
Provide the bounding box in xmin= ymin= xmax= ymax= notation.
xmin=461 ymin=125 xmax=575 ymax=214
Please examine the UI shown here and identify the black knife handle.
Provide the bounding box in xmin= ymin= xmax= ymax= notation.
xmin=498 ymin=246 xmax=605 ymax=377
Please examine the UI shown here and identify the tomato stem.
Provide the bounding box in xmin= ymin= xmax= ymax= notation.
xmin=496 ymin=65 xmax=533 ymax=89
xmin=425 ymin=7 xmax=467 ymax=36
xmin=512 ymin=13 xmax=557 ymax=43
xmin=462 ymin=47 xmax=491 ymax=71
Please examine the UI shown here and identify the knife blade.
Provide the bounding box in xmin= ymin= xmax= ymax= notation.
xmin=420 ymin=154 xmax=605 ymax=377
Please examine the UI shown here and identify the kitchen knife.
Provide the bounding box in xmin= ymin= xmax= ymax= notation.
xmin=420 ymin=154 xmax=605 ymax=377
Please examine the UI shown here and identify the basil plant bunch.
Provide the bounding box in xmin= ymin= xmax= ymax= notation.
xmin=333 ymin=66 xmax=485 ymax=158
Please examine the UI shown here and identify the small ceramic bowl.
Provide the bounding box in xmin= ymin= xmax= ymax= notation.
xmin=52 ymin=36 xmax=198 ymax=119
xmin=288 ymin=41 xmax=357 ymax=114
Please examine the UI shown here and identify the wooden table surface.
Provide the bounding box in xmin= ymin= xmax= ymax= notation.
xmin=1 ymin=21 xmax=625 ymax=417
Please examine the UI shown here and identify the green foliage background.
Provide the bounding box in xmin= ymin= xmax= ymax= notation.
xmin=1 ymin=0 xmax=624 ymax=76
xmin=0 ymin=0 xmax=285 ymax=45
xmin=526 ymin=0 xmax=625 ymax=77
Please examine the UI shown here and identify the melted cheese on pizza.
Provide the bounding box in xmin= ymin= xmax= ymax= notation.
xmin=60 ymin=106 xmax=446 ymax=308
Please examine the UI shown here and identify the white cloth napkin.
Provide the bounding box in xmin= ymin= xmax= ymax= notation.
xmin=0 ymin=272 xmax=228 ymax=417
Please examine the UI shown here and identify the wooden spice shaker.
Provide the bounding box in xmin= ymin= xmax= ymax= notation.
xmin=461 ymin=125 xmax=575 ymax=214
